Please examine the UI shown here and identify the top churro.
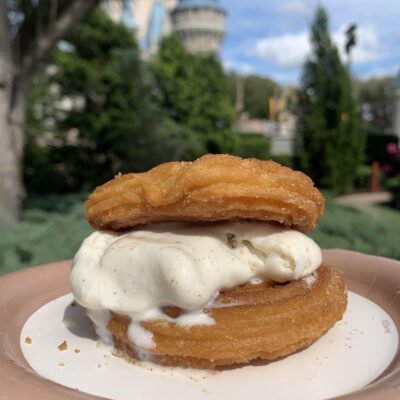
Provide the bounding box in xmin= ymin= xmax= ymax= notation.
xmin=85 ymin=154 xmax=324 ymax=233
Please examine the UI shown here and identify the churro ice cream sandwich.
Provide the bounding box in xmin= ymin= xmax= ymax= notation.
xmin=70 ymin=154 xmax=347 ymax=369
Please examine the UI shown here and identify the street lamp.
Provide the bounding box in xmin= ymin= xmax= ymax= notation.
xmin=345 ymin=24 xmax=357 ymax=69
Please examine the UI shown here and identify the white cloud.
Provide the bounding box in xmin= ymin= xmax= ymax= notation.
xmin=241 ymin=63 xmax=255 ymax=75
xmin=254 ymin=31 xmax=311 ymax=68
xmin=253 ymin=24 xmax=382 ymax=69
xmin=278 ymin=0 xmax=313 ymax=17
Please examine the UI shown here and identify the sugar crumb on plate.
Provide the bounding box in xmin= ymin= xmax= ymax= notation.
xmin=58 ymin=340 xmax=68 ymax=351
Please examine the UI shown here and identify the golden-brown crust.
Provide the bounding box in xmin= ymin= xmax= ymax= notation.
xmin=85 ymin=154 xmax=324 ymax=233
xmin=106 ymin=264 xmax=347 ymax=369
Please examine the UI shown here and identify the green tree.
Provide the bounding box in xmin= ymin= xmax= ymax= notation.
xmin=243 ymin=75 xmax=281 ymax=118
xmin=229 ymin=73 xmax=281 ymax=119
xmin=25 ymin=9 xmax=159 ymax=193
xmin=354 ymin=76 xmax=396 ymax=135
xmin=0 ymin=1 xmax=99 ymax=220
xmin=151 ymin=35 xmax=237 ymax=153
xmin=296 ymin=7 xmax=364 ymax=192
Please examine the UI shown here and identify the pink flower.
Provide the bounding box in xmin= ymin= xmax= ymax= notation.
xmin=386 ymin=142 xmax=399 ymax=155
xmin=381 ymin=164 xmax=394 ymax=174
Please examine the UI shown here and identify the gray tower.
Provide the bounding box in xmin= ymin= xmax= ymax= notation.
xmin=171 ymin=0 xmax=226 ymax=53
xmin=394 ymin=71 xmax=400 ymax=147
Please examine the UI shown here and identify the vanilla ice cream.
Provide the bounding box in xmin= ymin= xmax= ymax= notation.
xmin=71 ymin=221 xmax=321 ymax=315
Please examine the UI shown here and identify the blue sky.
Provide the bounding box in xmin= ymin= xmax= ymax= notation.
xmin=219 ymin=0 xmax=400 ymax=85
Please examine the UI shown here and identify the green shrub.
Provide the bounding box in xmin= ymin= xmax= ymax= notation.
xmin=387 ymin=177 xmax=400 ymax=210
xmin=310 ymin=198 xmax=400 ymax=260
xmin=271 ymin=154 xmax=293 ymax=168
xmin=353 ymin=164 xmax=372 ymax=190
xmin=0 ymin=199 xmax=92 ymax=276
xmin=236 ymin=133 xmax=270 ymax=160
xmin=25 ymin=191 xmax=91 ymax=213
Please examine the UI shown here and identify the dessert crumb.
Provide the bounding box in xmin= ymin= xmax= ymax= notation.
xmin=74 ymin=349 xmax=80 ymax=353
xmin=98 ymin=364 xmax=102 ymax=368
xmin=25 ymin=336 xmax=32 ymax=344
xmin=59 ymin=362 xmax=65 ymax=367
xmin=58 ymin=340 xmax=68 ymax=351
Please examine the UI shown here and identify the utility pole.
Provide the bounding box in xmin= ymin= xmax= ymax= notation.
xmin=235 ymin=77 xmax=244 ymax=114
